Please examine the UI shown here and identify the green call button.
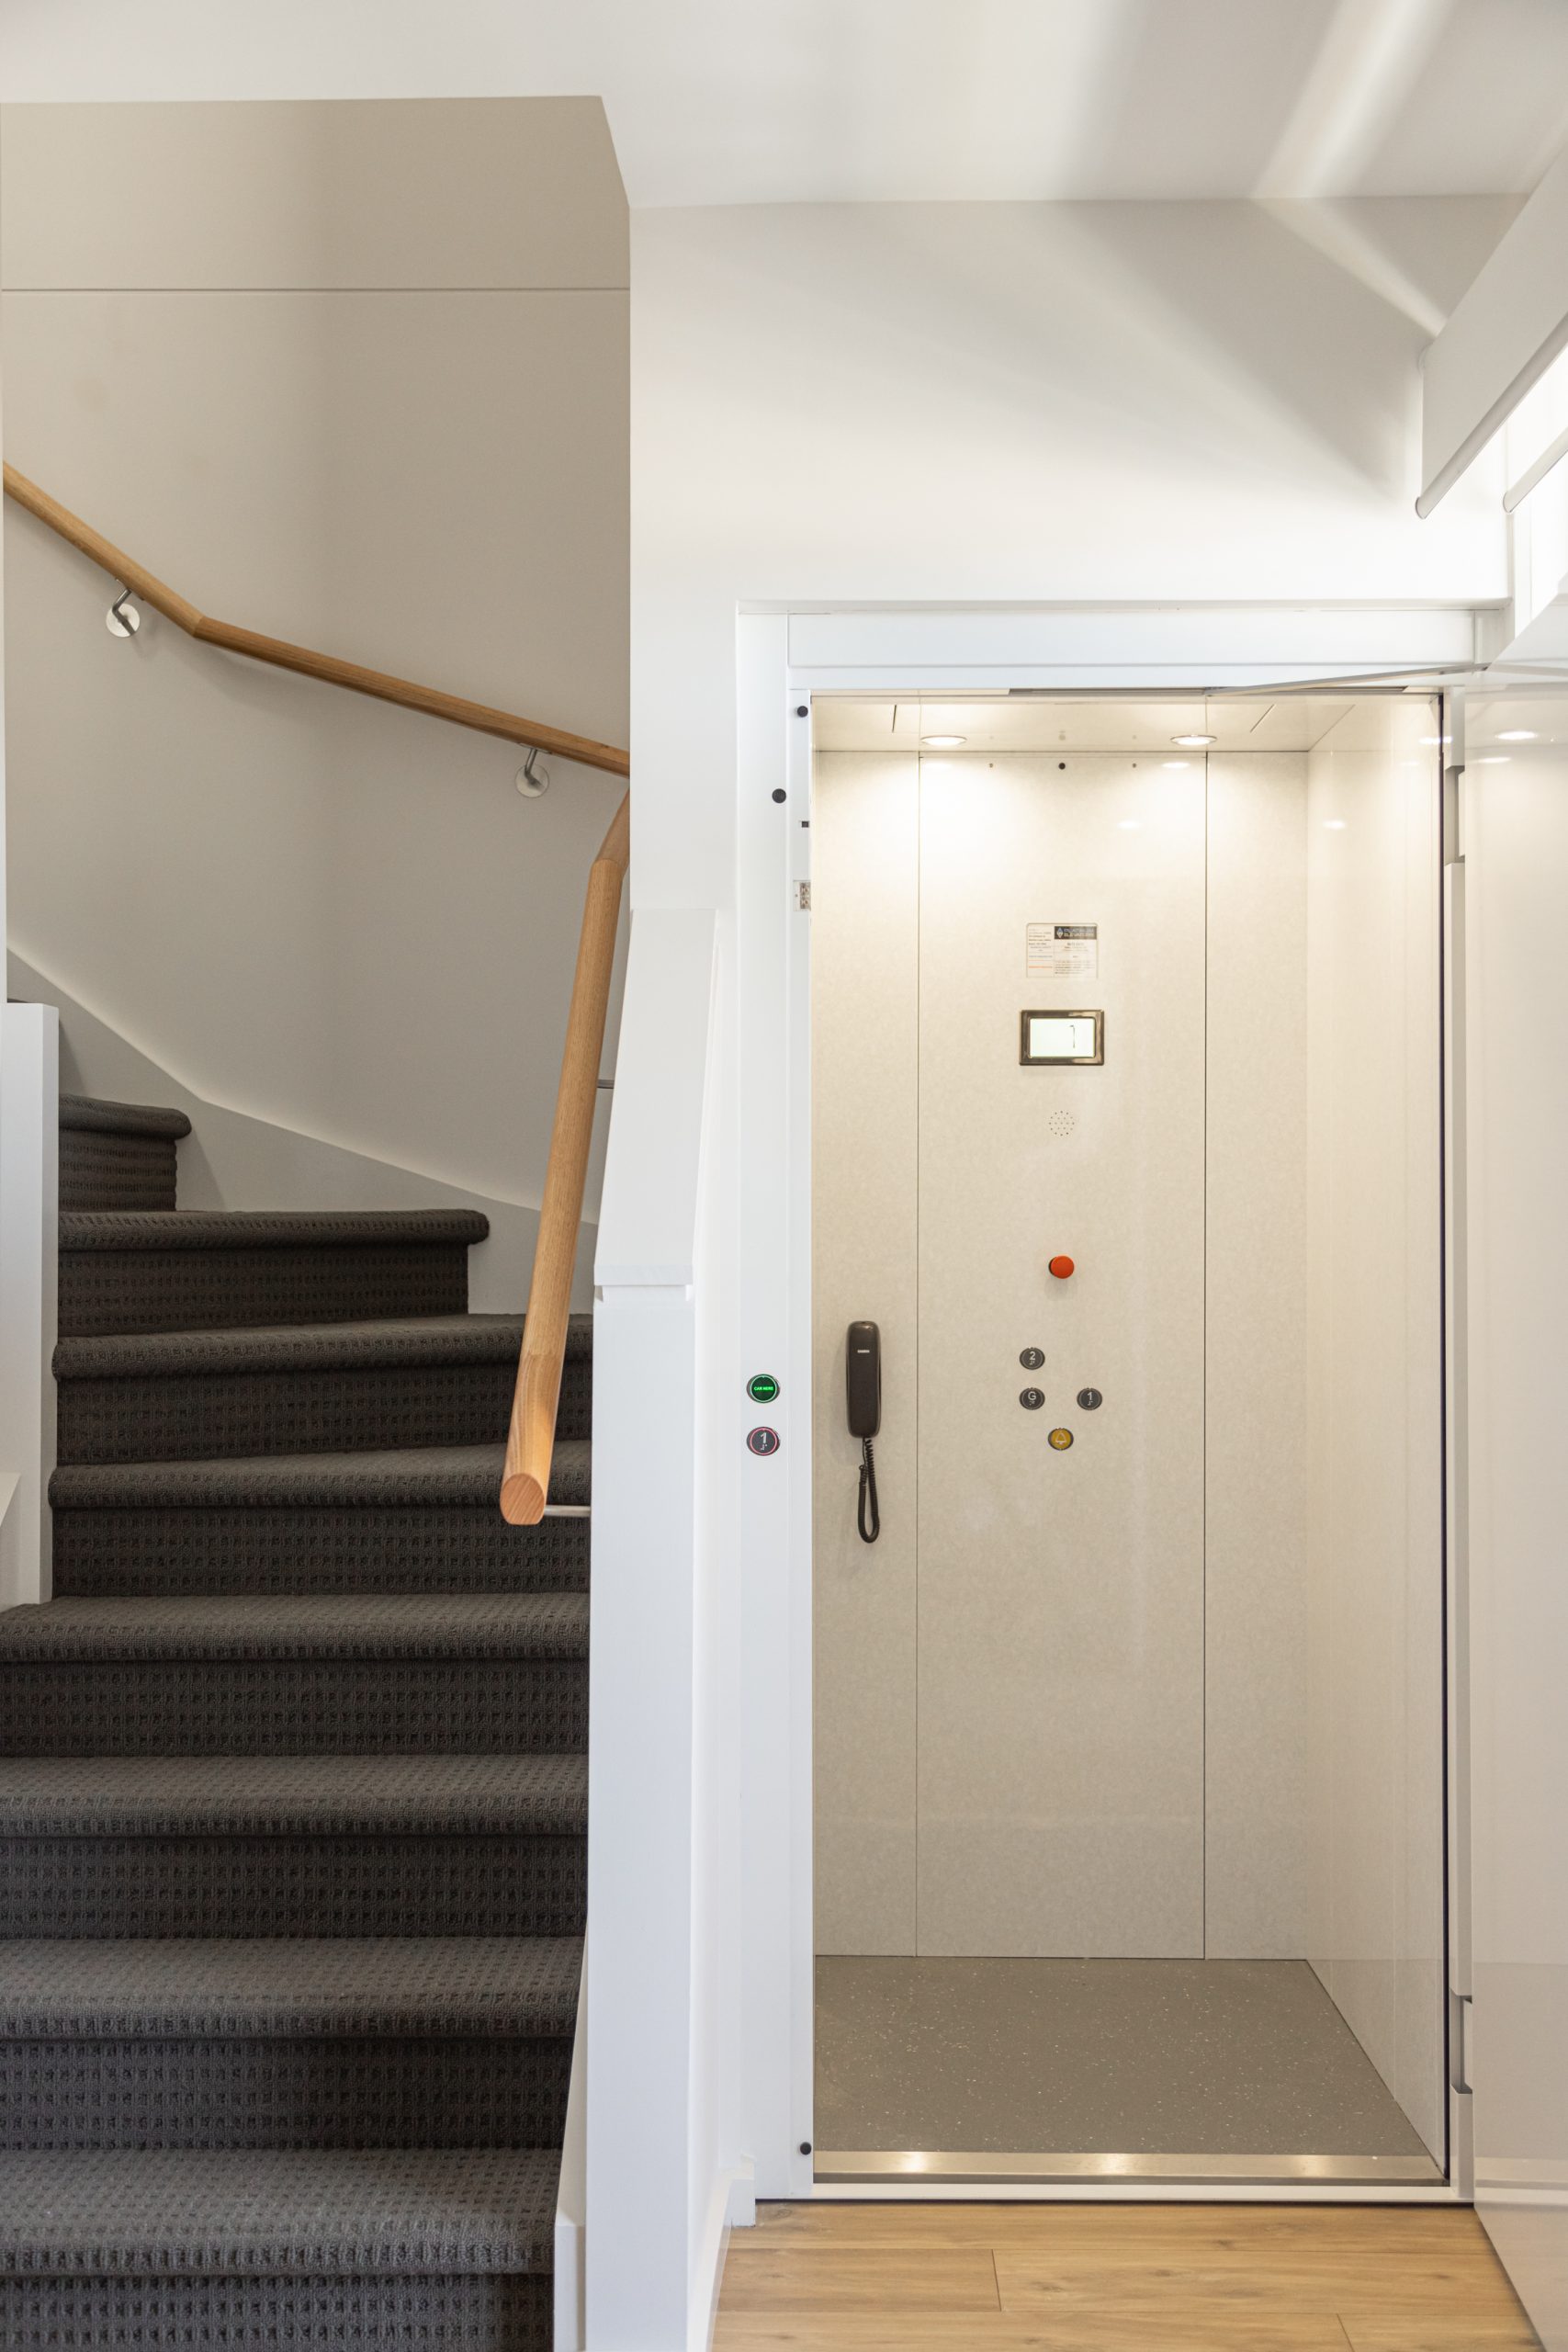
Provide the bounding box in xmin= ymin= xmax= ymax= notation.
xmin=747 ymin=1373 xmax=780 ymax=1404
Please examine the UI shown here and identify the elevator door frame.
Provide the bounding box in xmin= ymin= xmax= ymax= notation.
xmin=735 ymin=605 xmax=1483 ymax=2209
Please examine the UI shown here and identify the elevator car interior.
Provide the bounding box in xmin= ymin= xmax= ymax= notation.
xmin=810 ymin=692 xmax=1456 ymax=2188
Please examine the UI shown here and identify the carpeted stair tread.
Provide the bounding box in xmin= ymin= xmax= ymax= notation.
xmin=53 ymin=1312 xmax=592 ymax=1381
xmin=0 ymin=2146 xmax=558 ymax=2275
xmin=61 ymin=1209 xmax=490 ymax=1252
xmin=52 ymin=1439 xmax=591 ymax=1510
xmin=59 ymin=1095 xmax=193 ymax=1141
xmin=0 ymin=1592 xmax=588 ymax=1661
xmin=0 ymin=1753 xmax=587 ymax=1838
xmin=0 ymin=1935 xmax=581 ymax=2040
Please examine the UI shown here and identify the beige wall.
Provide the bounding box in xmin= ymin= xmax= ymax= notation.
xmin=815 ymin=748 xmax=1293 ymax=1961
xmin=1204 ymin=752 xmax=1311 ymax=1957
xmin=1 ymin=99 xmax=627 ymax=1282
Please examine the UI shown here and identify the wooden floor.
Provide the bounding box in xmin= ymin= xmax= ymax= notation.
xmin=713 ymin=2200 xmax=1540 ymax=2351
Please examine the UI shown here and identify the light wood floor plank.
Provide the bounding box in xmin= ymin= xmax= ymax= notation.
xmin=719 ymin=2245 xmax=1001 ymax=2314
xmin=714 ymin=2312 xmax=1352 ymax=2350
xmin=715 ymin=2203 xmax=1540 ymax=2352
xmin=1340 ymin=2323 xmax=1540 ymax=2351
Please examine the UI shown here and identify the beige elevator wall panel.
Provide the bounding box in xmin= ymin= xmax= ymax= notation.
xmin=915 ymin=754 xmax=1206 ymax=1958
xmin=1204 ymin=754 xmax=1311 ymax=1958
xmin=1304 ymin=699 xmax=1444 ymax=2158
xmin=812 ymin=752 xmax=919 ymax=1955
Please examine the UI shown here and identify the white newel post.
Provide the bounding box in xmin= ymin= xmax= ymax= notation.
xmin=584 ymin=909 xmax=728 ymax=2351
xmin=0 ymin=1001 xmax=59 ymax=1608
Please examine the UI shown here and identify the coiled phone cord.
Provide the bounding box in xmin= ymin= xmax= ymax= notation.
xmin=858 ymin=1437 xmax=880 ymax=1544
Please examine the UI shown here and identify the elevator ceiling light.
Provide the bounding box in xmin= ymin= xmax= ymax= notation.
xmin=1323 ymin=819 xmax=1348 ymax=830
xmin=1162 ymin=760 xmax=1191 ymax=771
xmin=921 ymin=733 xmax=966 ymax=747
xmin=1171 ymin=733 xmax=1216 ymax=747
xmin=1496 ymin=729 xmax=1538 ymax=741
xmin=1475 ymin=754 xmax=1510 ymax=763
xmin=1117 ymin=820 xmax=1141 ymax=830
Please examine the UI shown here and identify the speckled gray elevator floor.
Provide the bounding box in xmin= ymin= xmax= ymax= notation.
xmin=815 ymin=1958 xmax=1433 ymax=2156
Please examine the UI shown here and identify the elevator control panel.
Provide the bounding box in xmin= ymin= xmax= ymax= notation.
xmin=1021 ymin=1009 xmax=1103 ymax=1066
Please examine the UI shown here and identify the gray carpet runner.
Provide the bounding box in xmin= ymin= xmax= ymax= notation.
xmin=1 ymin=1093 xmax=583 ymax=2349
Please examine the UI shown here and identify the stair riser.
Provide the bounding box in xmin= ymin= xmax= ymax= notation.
xmin=0 ymin=1664 xmax=588 ymax=1756
xmin=0 ymin=2038 xmax=570 ymax=2149
xmin=0 ymin=1835 xmax=586 ymax=1938
xmin=0 ymin=1836 xmax=587 ymax=1939
xmin=60 ymin=1133 xmax=178 ymax=1216
xmin=57 ymin=1355 xmax=592 ymax=1465
xmin=0 ymin=2272 xmax=549 ymax=2352
xmin=51 ymin=1509 xmax=591 ymax=1598
xmin=59 ymin=1246 xmax=471 ymax=1340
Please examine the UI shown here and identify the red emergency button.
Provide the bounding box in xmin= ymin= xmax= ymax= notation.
xmin=1048 ymin=1255 xmax=1076 ymax=1281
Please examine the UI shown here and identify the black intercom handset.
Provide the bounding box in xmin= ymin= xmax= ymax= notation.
xmin=846 ymin=1321 xmax=881 ymax=1544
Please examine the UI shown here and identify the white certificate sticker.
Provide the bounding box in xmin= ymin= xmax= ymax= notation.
xmin=1027 ymin=922 xmax=1099 ymax=978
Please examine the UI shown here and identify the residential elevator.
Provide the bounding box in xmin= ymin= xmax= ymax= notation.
xmin=809 ymin=693 xmax=1449 ymax=2184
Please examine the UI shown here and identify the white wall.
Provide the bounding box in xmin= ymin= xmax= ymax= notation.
xmin=1304 ymin=698 xmax=1445 ymax=2160
xmin=1 ymin=99 xmax=627 ymax=1247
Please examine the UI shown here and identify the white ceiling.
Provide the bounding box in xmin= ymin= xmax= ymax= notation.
xmin=5 ymin=0 xmax=1568 ymax=207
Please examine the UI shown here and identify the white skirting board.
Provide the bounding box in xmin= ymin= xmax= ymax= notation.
xmin=553 ymin=1958 xmax=587 ymax=2352
xmin=0 ymin=1002 xmax=59 ymax=1608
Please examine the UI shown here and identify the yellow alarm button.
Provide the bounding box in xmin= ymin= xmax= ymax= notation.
xmin=1048 ymin=1427 xmax=1074 ymax=1451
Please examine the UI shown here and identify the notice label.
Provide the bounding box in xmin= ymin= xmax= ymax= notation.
xmin=1027 ymin=922 xmax=1099 ymax=979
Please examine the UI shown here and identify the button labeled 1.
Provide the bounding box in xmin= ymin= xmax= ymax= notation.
xmin=747 ymin=1426 xmax=781 ymax=1457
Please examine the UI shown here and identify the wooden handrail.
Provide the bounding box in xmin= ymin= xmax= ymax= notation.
xmin=502 ymin=791 xmax=630 ymax=1524
xmin=2 ymin=463 xmax=631 ymax=778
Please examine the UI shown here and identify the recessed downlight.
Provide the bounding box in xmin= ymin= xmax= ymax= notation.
xmin=1496 ymin=729 xmax=1538 ymax=741
xmin=921 ymin=733 xmax=966 ymax=748
xmin=1171 ymin=733 xmax=1216 ymax=748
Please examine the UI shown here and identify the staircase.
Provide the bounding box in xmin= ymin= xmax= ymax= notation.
xmin=0 ymin=1093 xmax=590 ymax=2349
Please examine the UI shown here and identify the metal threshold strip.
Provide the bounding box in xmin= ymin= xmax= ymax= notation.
xmin=542 ymin=1505 xmax=591 ymax=1518
xmin=815 ymin=2150 xmax=1443 ymax=2186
